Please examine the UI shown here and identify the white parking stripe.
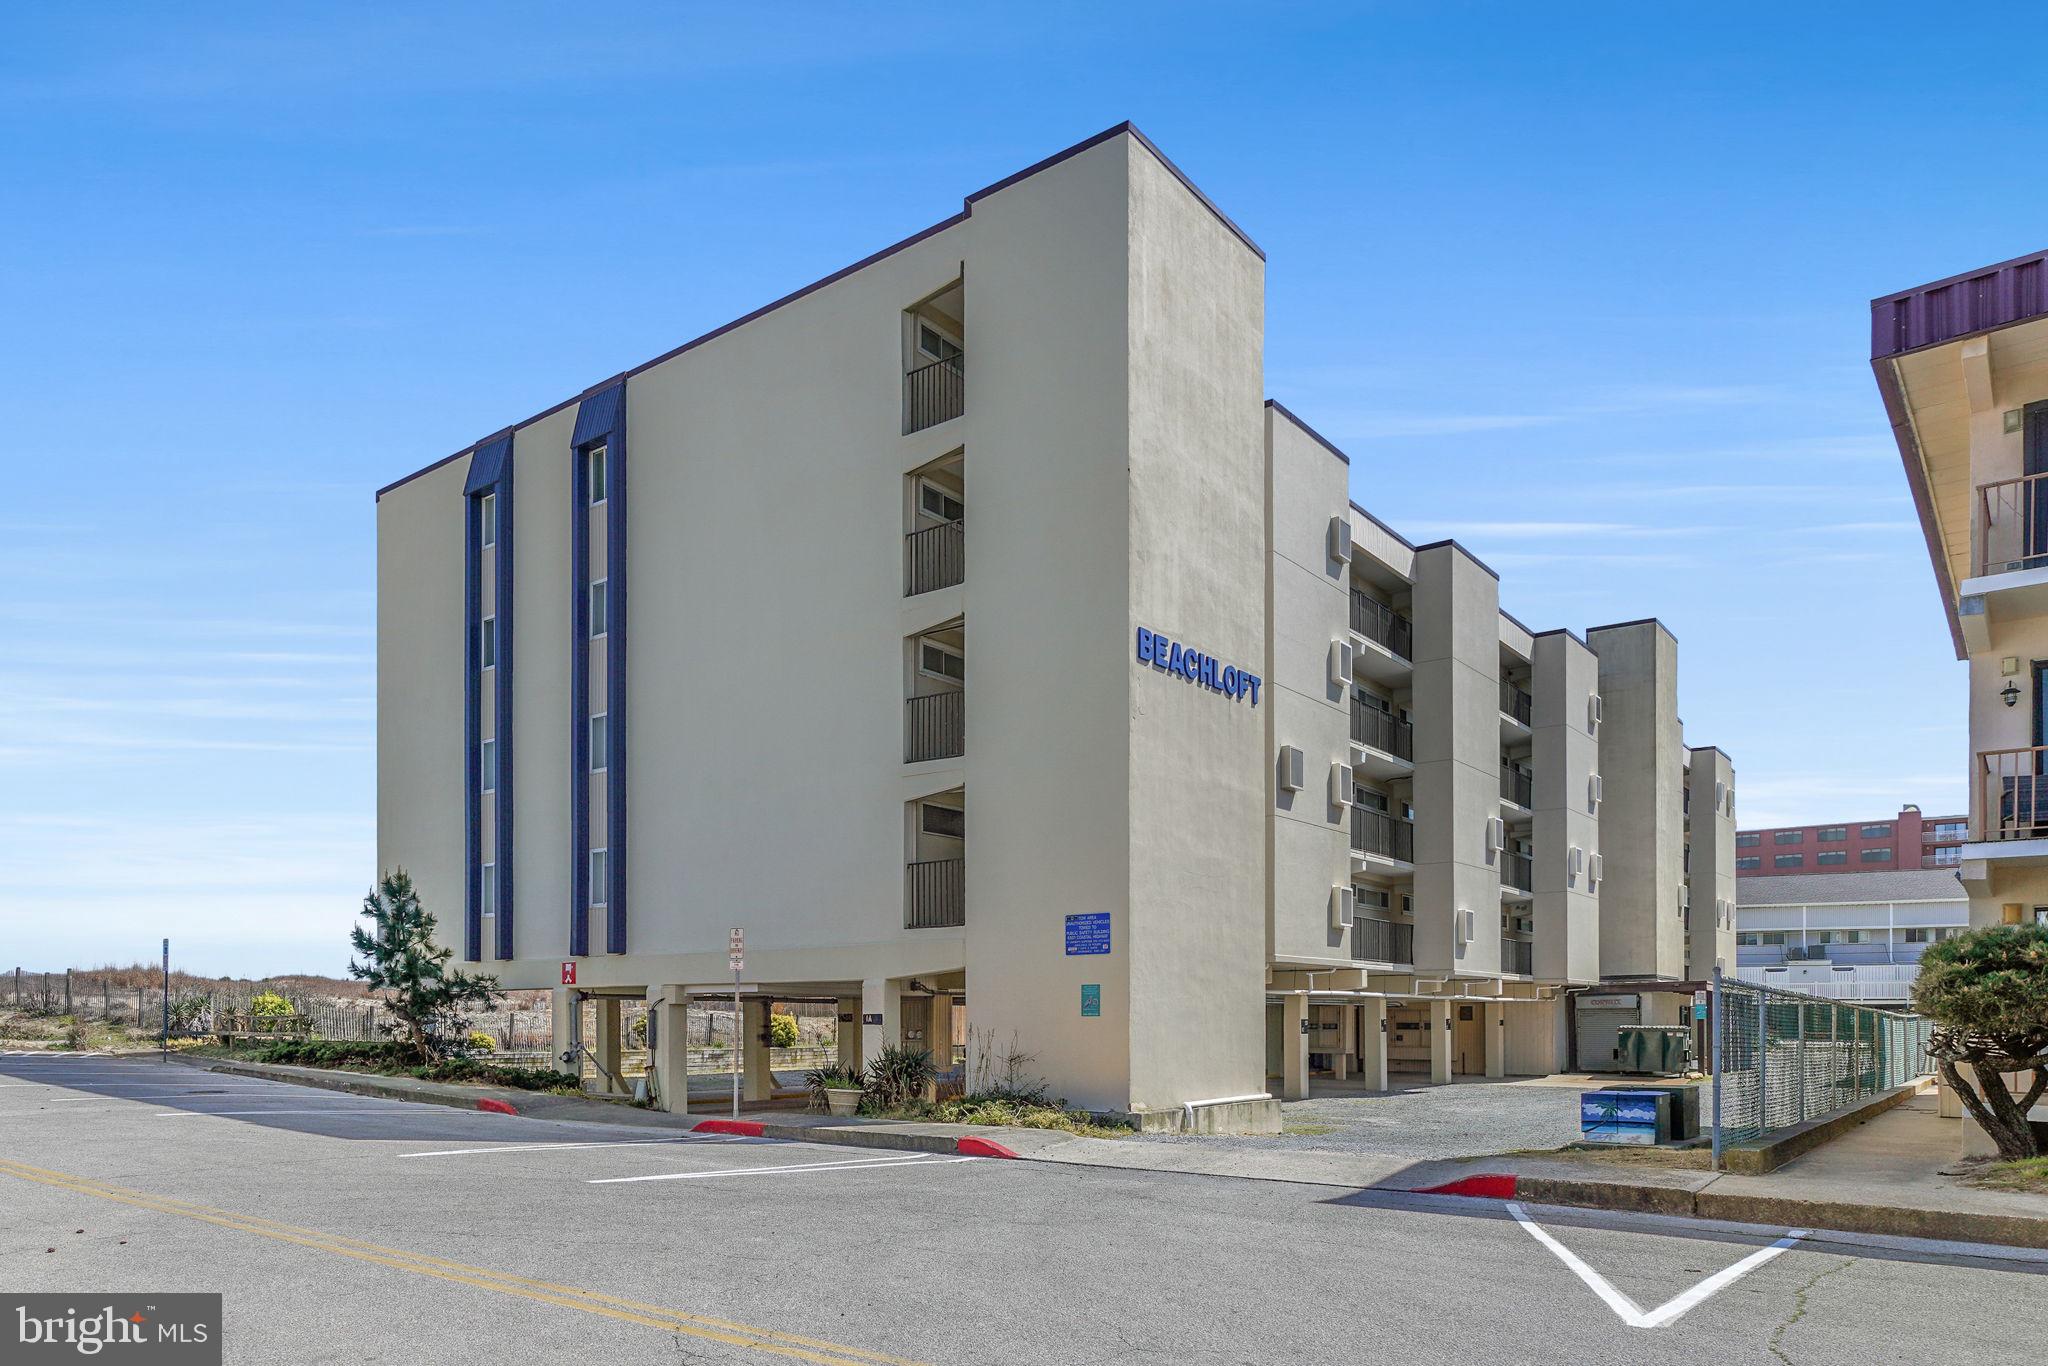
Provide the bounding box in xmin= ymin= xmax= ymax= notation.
xmin=590 ymin=1154 xmax=975 ymax=1185
xmin=398 ymin=1137 xmax=740 ymax=1158
xmin=154 ymin=1108 xmax=422 ymax=1118
xmin=1506 ymin=1201 xmax=1805 ymax=1329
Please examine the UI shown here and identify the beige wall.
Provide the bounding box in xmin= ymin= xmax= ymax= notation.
xmin=1686 ymin=747 xmax=1737 ymax=977
xmin=1532 ymin=631 xmax=1601 ymax=983
xmin=1589 ymin=620 xmax=1685 ymax=979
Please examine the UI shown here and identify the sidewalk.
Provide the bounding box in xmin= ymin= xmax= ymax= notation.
xmin=174 ymin=1056 xmax=2048 ymax=1249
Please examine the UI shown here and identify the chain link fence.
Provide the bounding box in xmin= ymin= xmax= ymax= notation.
xmin=1713 ymin=971 xmax=1935 ymax=1159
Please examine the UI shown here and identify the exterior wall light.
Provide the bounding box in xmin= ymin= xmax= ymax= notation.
xmin=2002 ymin=680 xmax=2022 ymax=708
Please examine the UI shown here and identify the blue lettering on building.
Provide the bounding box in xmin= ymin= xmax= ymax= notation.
xmin=1135 ymin=627 xmax=1261 ymax=706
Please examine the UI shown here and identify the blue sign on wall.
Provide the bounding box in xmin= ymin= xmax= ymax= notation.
xmin=1081 ymin=984 xmax=1101 ymax=1017
xmin=1135 ymin=628 xmax=1261 ymax=707
xmin=1065 ymin=912 xmax=1111 ymax=956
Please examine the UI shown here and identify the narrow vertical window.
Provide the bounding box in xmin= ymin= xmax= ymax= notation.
xmin=481 ymin=738 xmax=497 ymax=792
xmin=480 ymin=616 xmax=497 ymax=670
xmin=481 ymin=863 xmax=497 ymax=917
xmin=588 ymin=445 xmax=608 ymax=505
xmin=480 ymin=493 xmax=497 ymax=548
xmin=590 ymin=849 xmax=609 ymax=906
xmin=590 ymin=714 xmax=608 ymax=769
xmin=590 ymin=579 xmax=608 ymax=637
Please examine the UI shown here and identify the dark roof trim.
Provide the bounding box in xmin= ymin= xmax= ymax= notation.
xmin=1687 ymin=744 xmax=1734 ymax=763
xmin=1871 ymin=247 xmax=2048 ymax=360
xmin=1264 ymin=399 xmax=1349 ymax=465
xmin=1585 ymin=616 xmax=1676 ymax=643
xmin=1530 ymin=626 xmax=1594 ymax=650
xmin=1411 ymin=538 xmax=1501 ymax=582
xmin=378 ymin=122 xmax=1258 ymax=501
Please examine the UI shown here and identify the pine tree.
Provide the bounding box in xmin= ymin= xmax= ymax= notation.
xmin=348 ymin=869 xmax=501 ymax=1064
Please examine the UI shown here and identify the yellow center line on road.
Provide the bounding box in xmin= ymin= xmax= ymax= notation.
xmin=0 ymin=1157 xmax=927 ymax=1366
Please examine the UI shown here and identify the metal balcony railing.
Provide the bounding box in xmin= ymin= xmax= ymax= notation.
xmin=905 ymin=691 xmax=964 ymax=763
xmin=1500 ymin=679 xmax=1532 ymax=726
xmin=907 ymin=858 xmax=964 ymax=929
xmin=906 ymin=520 xmax=964 ymax=595
xmin=1353 ymin=917 xmax=1414 ymax=965
xmin=1501 ymin=850 xmax=1533 ymax=892
xmin=1501 ymin=937 xmax=1534 ymax=975
xmin=1350 ymin=591 xmax=1413 ymax=661
xmin=904 ymin=354 xmax=964 ymax=433
xmin=1351 ymin=701 xmax=1414 ymax=760
xmin=1500 ymin=765 xmax=1533 ymax=808
xmin=1976 ymin=471 xmax=2048 ymax=575
xmin=1977 ymin=745 xmax=2048 ymax=840
xmin=1352 ymin=808 xmax=1415 ymax=862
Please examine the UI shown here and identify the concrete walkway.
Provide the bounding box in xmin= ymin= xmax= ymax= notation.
xmin=171 ymin=1055 xmax=2048 ymax=1249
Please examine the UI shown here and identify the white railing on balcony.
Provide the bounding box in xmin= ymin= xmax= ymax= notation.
xmin=1976 ymin=745 xmax=2048 ymax=840
xmin=1976 ymin=472 xmax=2048 ymax=576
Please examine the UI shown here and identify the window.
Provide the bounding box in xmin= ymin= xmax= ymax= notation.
xmin=918 ymin=640 xmax=965 ymax=683
xmin=1860 ymin=823 xmax=1892 ymax=838
xmin=1736 ymin=932 xmax=1759 ymax=946
xmin=480 ymin=494 xmax=497 ymax=549
xmin=1860 ymin=847 xmax=1893 ymax=863
xmin=1736 ymin=856 xmax=1761 ymax=870
xmin=589 ymin=714 xmax=608 ymax=769
xmin=1816 ymin=850 xmax=1846 ymax=865
xmin=1773 ymin=853 xmax=1804 ymax=868
xmin=1357 ymin=888 xmax=1390 ymax=911
xmin=589 ymin=579 xmax=608 ymax=638
xmin=1904 ymin=927 xmax=1960 ymax=944
xmin=481 ymin=863 xmax=497 ymax=917
xmin=480 ymin=617 xmax=497 ymax=670
xmin=920 ymin=803 xmax=965 ymax=840
xmin=1930 ymin=821 xmax=1966 ymax=840
xmin=1817 ymin=827 xmax=1847 ymax=842
xmin=1737 ymin=832 xmax=1761 ymax=848
xmin=1774 ymin=831 xmax=1804 ymax=845
xmin=589 ymin=849 xmax=609 ymax=906
xmin=1929 ymin=846 xmax=1962 ymax=866
xmin=1760 ymin=931 xmax=1786 ymax=946
xmin=588 ymin=445 xmax=608 ymax=505
xmin=481 ymin=739 xmax=496 ymax=793
xmin=918 ymin=479 xmax=964 ymax=524
xmin=917 ymin=323 xmax=962 ymax=364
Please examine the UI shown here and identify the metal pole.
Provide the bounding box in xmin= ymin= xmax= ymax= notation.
xmin=64 ymin=969 xmax=72 ymax=1016
xmin=731 ymin=974 xmax=741 ymax=1120
xmin=1710 ymin=967 xmax=1724 ymax=1169
xmin=160 ymin=938 xmax=170 ymax=1059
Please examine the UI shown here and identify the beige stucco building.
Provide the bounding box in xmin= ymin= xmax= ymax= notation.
xmin=376 ymin=124 xmax=1732 ymax=1129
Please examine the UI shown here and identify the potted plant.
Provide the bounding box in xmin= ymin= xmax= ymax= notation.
xmin=805 ymin=1064 xmax=865 ymax=1116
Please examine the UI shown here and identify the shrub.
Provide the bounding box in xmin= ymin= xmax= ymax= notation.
xmin=768 ymin=1011 xmax=800 ymax=1049
xmin=803 ymin=1064 xmax=864 ymax=1111
xmin=464 ymin=1030 xmax=497 ymax=1054
xmin=1914 ymin=923 xmax=2048 ymax=1159
xmin=860 ymin=1045 xmax=935 ymax=1111
xmin=249 ymin=991 xmax=294 ymax=1018
xmin=348 ymin=869 xmax=502 ymax=1064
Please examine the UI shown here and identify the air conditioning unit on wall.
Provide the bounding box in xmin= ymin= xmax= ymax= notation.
xmin=1331 ymin=884 xmax=1355 ymax=931
xmin=1330 ymin=761 xmax=1353 ymax=808
xmin=1589 ymin=773 xmax=1604 ymax=808
xmin=1329 ymin=639 xmax=1354 ymax=687
xmin=1279 ymin=746 xmax=1304 ymax=792
xmin=1456 ymin=907 xmax=1475 ymax=945
xmin=1588 ymin=693 xmax=1602 ymax=730
xmin=1329 ymin=514 xmax=1353 ymax=565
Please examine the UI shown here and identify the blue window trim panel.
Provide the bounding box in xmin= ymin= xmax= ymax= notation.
xmin=569 ymin=381 xmax=627 ymax=957
xmin=463 ymin=433 xmax=515 ymax=963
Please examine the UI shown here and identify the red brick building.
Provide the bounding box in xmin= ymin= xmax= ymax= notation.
xmin=1736 ymin=805 xmax=1966 ymax=876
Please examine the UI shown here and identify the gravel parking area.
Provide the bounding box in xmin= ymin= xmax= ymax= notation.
xmin=1144 ymin=1078 xmax=1590 ymax=1160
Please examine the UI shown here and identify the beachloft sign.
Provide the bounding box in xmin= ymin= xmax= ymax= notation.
xmin=1135 ymin=627 xmax=1261 ymax=706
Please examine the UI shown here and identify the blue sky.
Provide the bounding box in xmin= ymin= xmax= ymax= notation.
xmin=0 ymin=4 xmax=2028 ymax=976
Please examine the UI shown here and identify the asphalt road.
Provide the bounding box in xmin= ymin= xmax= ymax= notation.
xmin=2 ymin=1054 xmax=2043 ymax=1365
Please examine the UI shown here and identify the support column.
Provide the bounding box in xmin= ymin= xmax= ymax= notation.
xmin=550 ymin=987 xmax=579 ymax=1078
xmin=596 ymin=998 xmax=625 ymax=1095
xmin=928 ymin=994 xmax=955 ymax=1082
xmin=742 ymin=999 xmax=773 ymax=1102
xmin=1358 ymin=998 xmax=1388 ymax=1091
xmin=860 ymin=977 xmax=900 ymax=1069
xmin=835 ymin=996 xmax=862 ymax=1072
xmin=1429 ymin=1005 xmax=1453 ymax=1085
xmin=1485 ymin=1002 xmax=1507 ymax=1079
xmin=1333 ymin=1006 xmax=1353 ymax=1082
xmin=1281 ymin=993 xmax=1309 ymax=1101
xmin=652 ymin=994 xmax=689 ymax=1113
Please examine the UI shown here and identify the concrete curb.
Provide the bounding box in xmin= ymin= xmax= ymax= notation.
xmin=1407 ymin=1170 xmax=2048 ymax=1249
xmin=1718 ymin=1082 xmax=1925 ymax=1175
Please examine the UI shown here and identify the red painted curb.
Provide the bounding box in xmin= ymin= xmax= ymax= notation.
xmin=1415 ymin=1174 xmax=1518 ymax=1199
xmin=475 ymin=1098 xmax=519 ymax=1116
xmin=956 ymin=1136 xmax=1019 ymax=1159
xmin=693 ymin=1119 xmax=766 ymax=1137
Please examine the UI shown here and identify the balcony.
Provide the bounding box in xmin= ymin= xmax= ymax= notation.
xmin=1350 ymin=591 xmax=1413 ymax=677
xmin=1500 ymin=937 xmax=1534 ymax=976
xmin=907 ymin=858 xmax=964 ymax=929
xmin=1352 ymin=808 xmax=1416 ymax=864
xmin=1352 ymin=917 xmax=1414 ymax=965
xmin=1351 ymin=700 xmax=1414 ymax=766
xmin=904 ymin=353 xmax=964 ymax=434
xmin=906 ymin=519 xmax=964 ymax=595
xmin=1500 ymin=851 xmax=1533 ymax=894
xmin=1972 ymin=747 xmax=2048 ymax=859
xmin=905 ymin=691 xmax=964 ymax=763
xmin=1500 ymin=764 xmax=1533 ymax=810
xmin=1499 ymin=678 xmax=1532 ymax=728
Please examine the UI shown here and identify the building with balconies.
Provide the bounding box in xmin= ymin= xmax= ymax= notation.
xmin=1735 ymin=868 xmax=1967 ymax=1006
xmin=376 ymin=123 xmax=1734 ymax=1127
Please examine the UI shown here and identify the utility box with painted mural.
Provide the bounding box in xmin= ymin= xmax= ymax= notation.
xmin=1580 ymin=1089 xmax=1671 ymax=1145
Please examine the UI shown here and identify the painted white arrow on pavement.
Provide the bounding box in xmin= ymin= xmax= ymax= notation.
xmin=1507 ymin=1201 xmax=1807 ymax=1330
